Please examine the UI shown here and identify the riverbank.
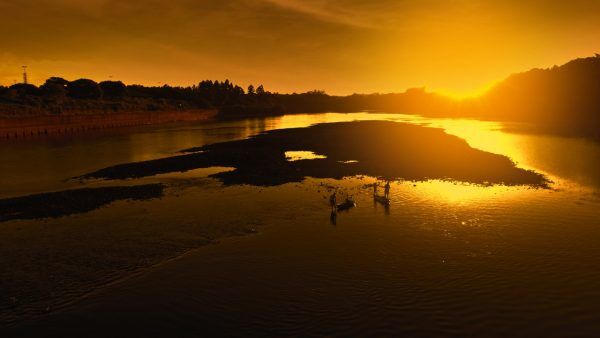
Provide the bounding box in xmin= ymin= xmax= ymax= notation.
xmin=0 ymin=109 xmax=217 ymax=140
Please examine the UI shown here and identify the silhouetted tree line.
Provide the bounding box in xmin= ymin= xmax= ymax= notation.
xmin=0 ymin=78 xmax=241 ymax=105
xmin=0 ymin=76 xmax=452 ymax=118
xmin=269 ymin=88 xmax=456 ymax=116
xmin=0 ymin=77 xmax=281 ymax=116
xmin=2 ymin=55 xmax=599 ymax=138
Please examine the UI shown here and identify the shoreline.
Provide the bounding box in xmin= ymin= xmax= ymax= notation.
xmin=0 ymin=109 xmax=217 ymax=140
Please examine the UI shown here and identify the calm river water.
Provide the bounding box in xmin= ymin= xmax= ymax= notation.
xmin=2 ymin=113 xmax=600 ymax=336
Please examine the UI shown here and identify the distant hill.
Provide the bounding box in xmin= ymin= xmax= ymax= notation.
xmin=471 ymin=55 xmax=600 ymax=137
xmin=273 ymin=55 xmax=600 ymax=139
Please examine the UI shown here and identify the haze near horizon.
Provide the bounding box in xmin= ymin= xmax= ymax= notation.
xmin=2 ymin=0 xmax=600 ymax=97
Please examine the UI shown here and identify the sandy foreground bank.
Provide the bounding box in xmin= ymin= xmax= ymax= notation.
xmin=0 ymin=109 xmax=217 ymax=140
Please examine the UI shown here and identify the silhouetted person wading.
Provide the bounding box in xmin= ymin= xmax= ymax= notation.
xmin=330 ymin=191 xmax=337 ymax=212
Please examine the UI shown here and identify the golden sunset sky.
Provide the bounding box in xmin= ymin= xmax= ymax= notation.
xmin=1 ymin=0 xmax=599 ymax=97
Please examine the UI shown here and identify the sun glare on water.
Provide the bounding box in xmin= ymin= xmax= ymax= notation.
xmin=267 ymin=113 xmax=553 ymax=207
xmin=285 ymin=151 xmax=327 ymax=161
xmin=409 ymin=180 xmax=529 ymax=206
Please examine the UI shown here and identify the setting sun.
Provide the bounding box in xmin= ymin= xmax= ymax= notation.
xmin=2 ymin=1 xmax=600 ymax=95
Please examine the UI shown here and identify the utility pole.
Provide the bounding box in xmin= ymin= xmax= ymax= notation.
xmin=22 ymin=66 xmax=28 ymax=84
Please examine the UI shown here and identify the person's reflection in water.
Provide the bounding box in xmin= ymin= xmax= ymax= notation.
xmin=330 ymin=210 xmax=337 ymax=226
xmin=384 ymin=181 xmax=391 ymax=199
xmin=373 ymin=183 xmax=379 ymax=208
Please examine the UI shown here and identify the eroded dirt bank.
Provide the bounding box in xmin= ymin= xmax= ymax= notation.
xmin=0 ymin=109 xmax=216 ymax=140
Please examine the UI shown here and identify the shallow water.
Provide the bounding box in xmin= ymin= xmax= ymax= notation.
xmin=2 ymin=113 xmax=600 ymax=335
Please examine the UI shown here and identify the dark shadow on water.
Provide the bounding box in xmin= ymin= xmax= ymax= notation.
xmin=0 ymin=184 xmax=164 ymax=222
xmin=374 ymin=196 xmax=391 ymax=215
xmin=81 ymin=121 xmax=549 ymax=187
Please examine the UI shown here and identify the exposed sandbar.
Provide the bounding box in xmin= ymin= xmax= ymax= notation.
xmin=82 ymin=121 xmax=548 ymax=187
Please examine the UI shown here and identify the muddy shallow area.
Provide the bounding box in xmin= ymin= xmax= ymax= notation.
xmin=0 ymin=184 xmax=164 ymax=222
xmin=84 ymin=121 xmax=547 ymax=187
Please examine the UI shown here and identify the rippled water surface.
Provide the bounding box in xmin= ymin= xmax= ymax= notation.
xmin=2 ymin=113 xmax=600 ymax=336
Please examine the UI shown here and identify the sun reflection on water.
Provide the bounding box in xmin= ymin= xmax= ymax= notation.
xmin=285 ymin=151 xmax=327 ymax=161
xmin=270 ymin=113 xmax=528 ymax=167
xmin=173 ymin=113 xmax=594 ymax=205
xmin=407 ymin=180 xmax=529 ymax=205
xmin=267 ymin=113 xmax=565 ymax=205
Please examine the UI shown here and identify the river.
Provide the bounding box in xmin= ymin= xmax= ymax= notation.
xmin=2 ymin=112 xmax=600 ymax=336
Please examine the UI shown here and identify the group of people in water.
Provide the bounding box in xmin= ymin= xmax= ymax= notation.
xmin=329 ymin=180 xmax=391 ymax=212
xmin=329 ymin=190 xmax=355 ymax=212
xmin=374 ymin=181 xmax=391 ymax=199
xmin=329 ymin=180 xmax=391 ymax=225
